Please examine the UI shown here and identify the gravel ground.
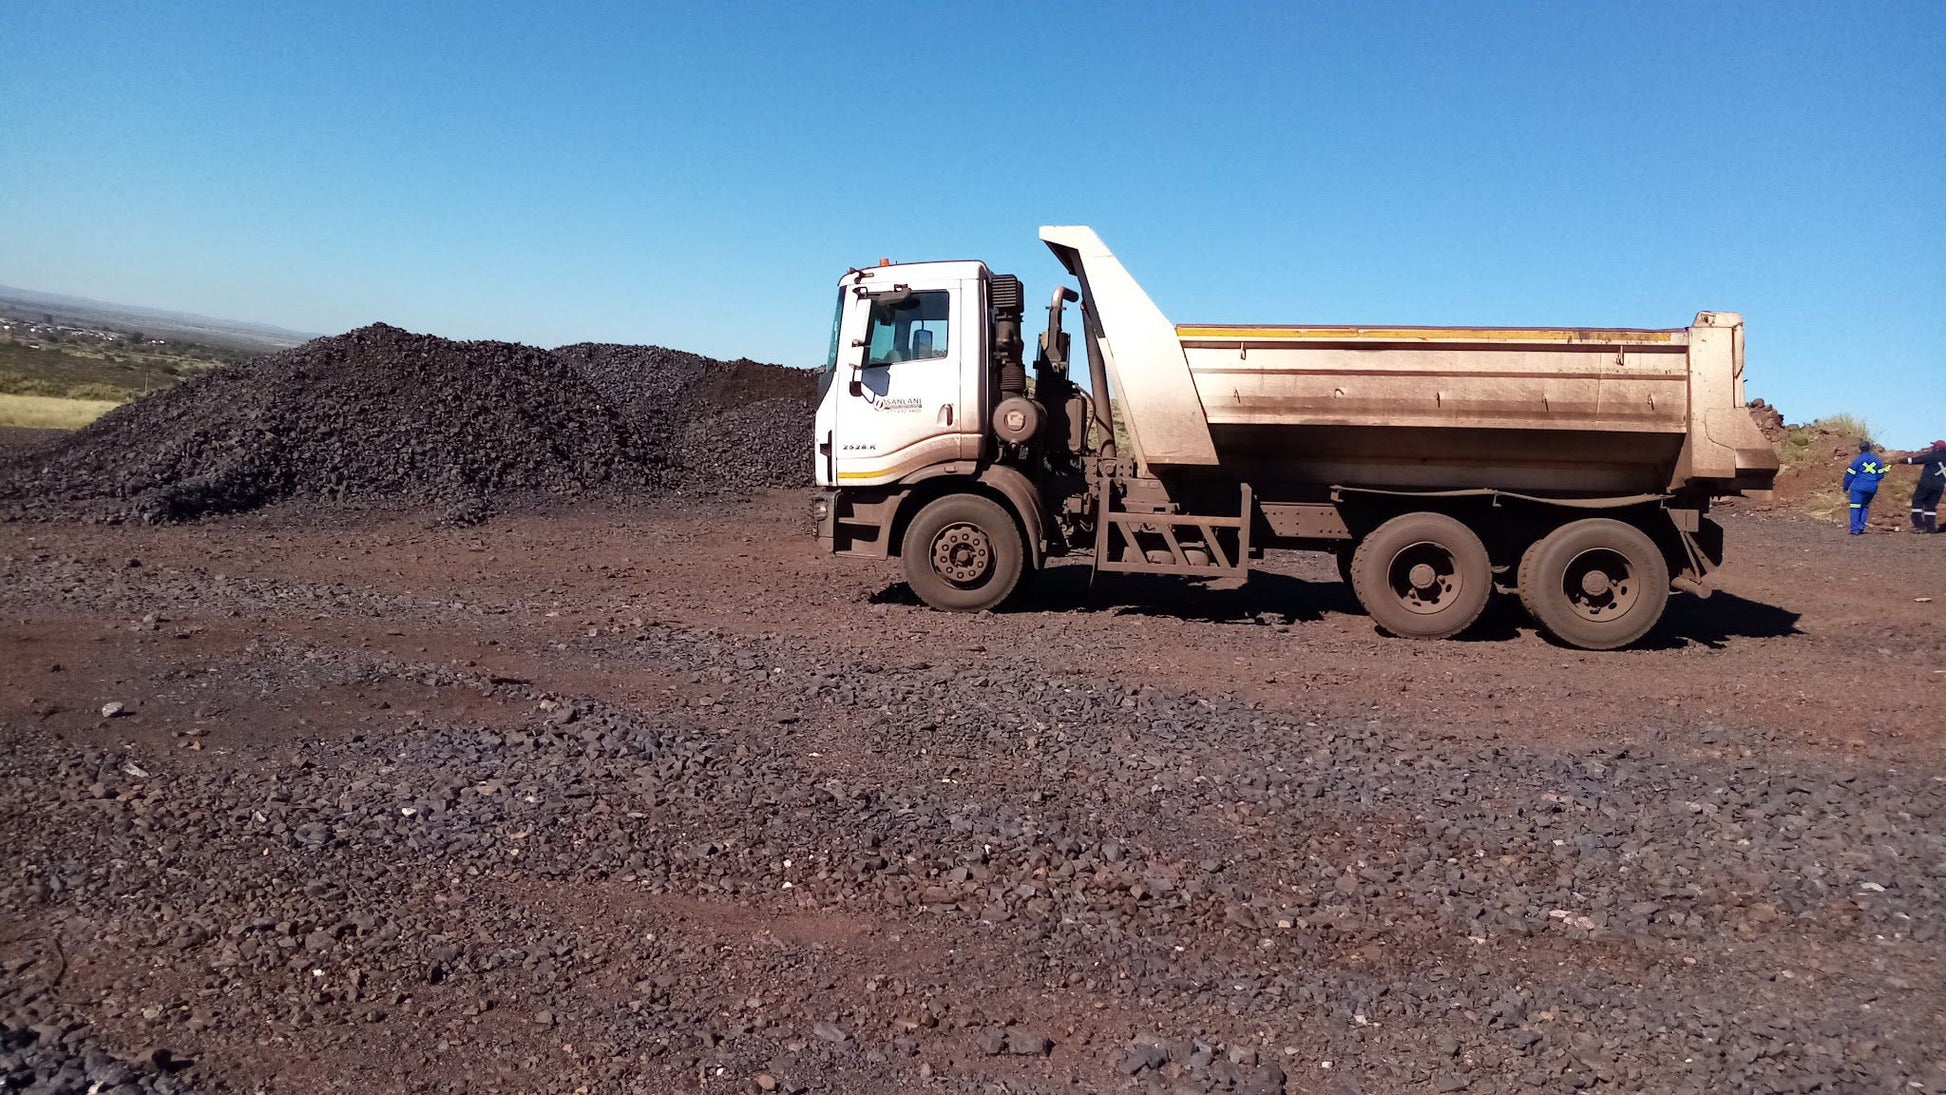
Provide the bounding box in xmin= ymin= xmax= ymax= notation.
xmin=1 ymin=494 xmax=1942 ymax=1094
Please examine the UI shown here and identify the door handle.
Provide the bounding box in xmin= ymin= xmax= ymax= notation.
xmin=937 ymin=405 xmax=953 ymax=427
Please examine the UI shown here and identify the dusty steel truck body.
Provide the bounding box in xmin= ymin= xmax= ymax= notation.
xmin=810 ymin=227 xmax=1778 ymax=649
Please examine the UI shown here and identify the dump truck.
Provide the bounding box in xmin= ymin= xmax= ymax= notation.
xmin=811 ymin=227 xmax=1779 ymax=650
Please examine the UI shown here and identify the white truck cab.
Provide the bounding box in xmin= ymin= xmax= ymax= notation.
xmin=814 ymin=260 xmax=996 ymax=490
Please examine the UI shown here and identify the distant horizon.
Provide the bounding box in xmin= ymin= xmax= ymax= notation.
xmin=0 ymin=282 xmax=818 ymax=363
xmin=0 ymin=282 xmax=321 ymax=341
xmin=0 ymin=277 xmax=1926 ymax=441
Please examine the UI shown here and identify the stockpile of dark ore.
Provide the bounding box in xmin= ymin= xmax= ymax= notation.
xmin=553 ymin=343 xmax=815 ymax=493
xmin=0 ymin=325 xmax=815 ymax=523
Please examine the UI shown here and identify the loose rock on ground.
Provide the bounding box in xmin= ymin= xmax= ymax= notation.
xmin=1 ymin=488 xmax=1941 ymax=1093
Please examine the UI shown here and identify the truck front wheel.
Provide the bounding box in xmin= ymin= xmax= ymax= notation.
xmin=900 ymin=494 xmax=1025 ymax=612
xmin=1349 ymin=512 xmax=1492 ymax=639
xmin=1517 ymin=518 xmax=1669 ymax=650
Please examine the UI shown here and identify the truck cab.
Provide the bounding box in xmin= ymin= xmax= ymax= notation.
xmin=812 ymin=254 xmax=1065 ymax=594
xmin=814 ymin=260 xmax=994 ymax=491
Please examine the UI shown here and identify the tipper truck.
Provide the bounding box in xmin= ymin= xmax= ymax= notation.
xmin=811 ymin=227 xmax=1779 ymax=650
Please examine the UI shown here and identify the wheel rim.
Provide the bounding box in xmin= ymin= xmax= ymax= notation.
xmin=930 ymin=522 xmax=994 ymax=587
xmin=1385 ymin=540 xmax=1464 ymax=615
xmin=1560 ymin=547 xmax=1638 ymax=622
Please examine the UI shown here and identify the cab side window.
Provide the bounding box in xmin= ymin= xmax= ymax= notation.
xmin=864 ymin=291 xmax=950 ymax=365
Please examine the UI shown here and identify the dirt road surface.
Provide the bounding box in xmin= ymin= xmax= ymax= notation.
xmin=3 ymin=493 xmax=1942 ymax=1094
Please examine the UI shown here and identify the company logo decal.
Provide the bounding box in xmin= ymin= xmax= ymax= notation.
xmin=862 ymin=392 xmax=923 ymax=413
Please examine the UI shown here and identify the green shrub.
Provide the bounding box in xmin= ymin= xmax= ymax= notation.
xmin=0 ymin=371 xmax=67 ymax=397
xmin=1778 ymin=430 xmax=1817 ymax=467
xmin=0 ymin=370 xmax=135 ymax=401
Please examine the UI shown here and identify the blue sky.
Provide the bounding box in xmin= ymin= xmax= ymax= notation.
xmin=4 ymin=1 xmax=1941 ymax=444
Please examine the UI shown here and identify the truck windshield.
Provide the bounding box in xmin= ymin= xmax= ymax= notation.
xmin=822 ymin=288 xmax=844 ymax=374
xmin=816 ymin=288 xmax=843 ymax=401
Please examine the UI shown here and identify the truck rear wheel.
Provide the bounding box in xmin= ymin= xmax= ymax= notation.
xmin=900 ymin=494 xmax=1024 ymax=612
xmin=1517 ymin=518 xmax=1669 ymax=650
xmin=1349 ymin=512 xmax=1492 ymax=639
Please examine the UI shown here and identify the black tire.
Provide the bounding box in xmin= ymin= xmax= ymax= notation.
xmin=1334 ymin=543 xmax=1355 ymax=586
xmin=1518 ymin=518 xmax=1670 ymax=650
xmin=900 ymin=494 xmax=1025 ymax=612
xmin=1348 ymin=512 xmax=1492 ymax=639
xmin=1515 ymin=533 xmax=1552 ymax=625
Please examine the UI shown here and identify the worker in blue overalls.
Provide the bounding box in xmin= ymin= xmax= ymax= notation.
xmin=1898 ymin=440 xmax=1946 ymax=533
xmin=1842 ymin=441 xmax=1891 ymax=536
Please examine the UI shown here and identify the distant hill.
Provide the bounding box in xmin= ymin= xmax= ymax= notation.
xmin=0 ymin=285 xmax=317 ymax=352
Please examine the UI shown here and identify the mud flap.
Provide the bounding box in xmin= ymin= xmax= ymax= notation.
xmin=1675 ymin=516 xmax=1725 ymax=592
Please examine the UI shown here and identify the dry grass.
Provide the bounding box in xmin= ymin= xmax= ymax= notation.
xmin=1808 ymin=413 xmax=1873 ymax=447
xmin=1803 ymin=487 xmax=1846 ymax=523
xmin=0 ymin=392 xmax=120 ymax=430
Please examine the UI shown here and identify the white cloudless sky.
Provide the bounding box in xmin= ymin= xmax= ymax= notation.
xmin=2 ymin=1 xmax=1940 ymax=443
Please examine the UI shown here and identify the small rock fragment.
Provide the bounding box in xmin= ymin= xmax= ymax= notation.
xmin=1004 ymin=1029 xmax=1052 ymax=1056
xmin=1120 ymin=1042 xmax=1167 ymax=1074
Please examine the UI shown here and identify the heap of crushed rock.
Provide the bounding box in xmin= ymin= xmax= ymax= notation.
xmin=1 ymin=324 xmax=813 ymax=523
xmin=553 ymin=343 xmax=814 ymax=493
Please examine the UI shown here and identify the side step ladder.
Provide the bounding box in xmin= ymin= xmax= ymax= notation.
xmin=1093 ymin=481 xmax=1253 ymax=577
